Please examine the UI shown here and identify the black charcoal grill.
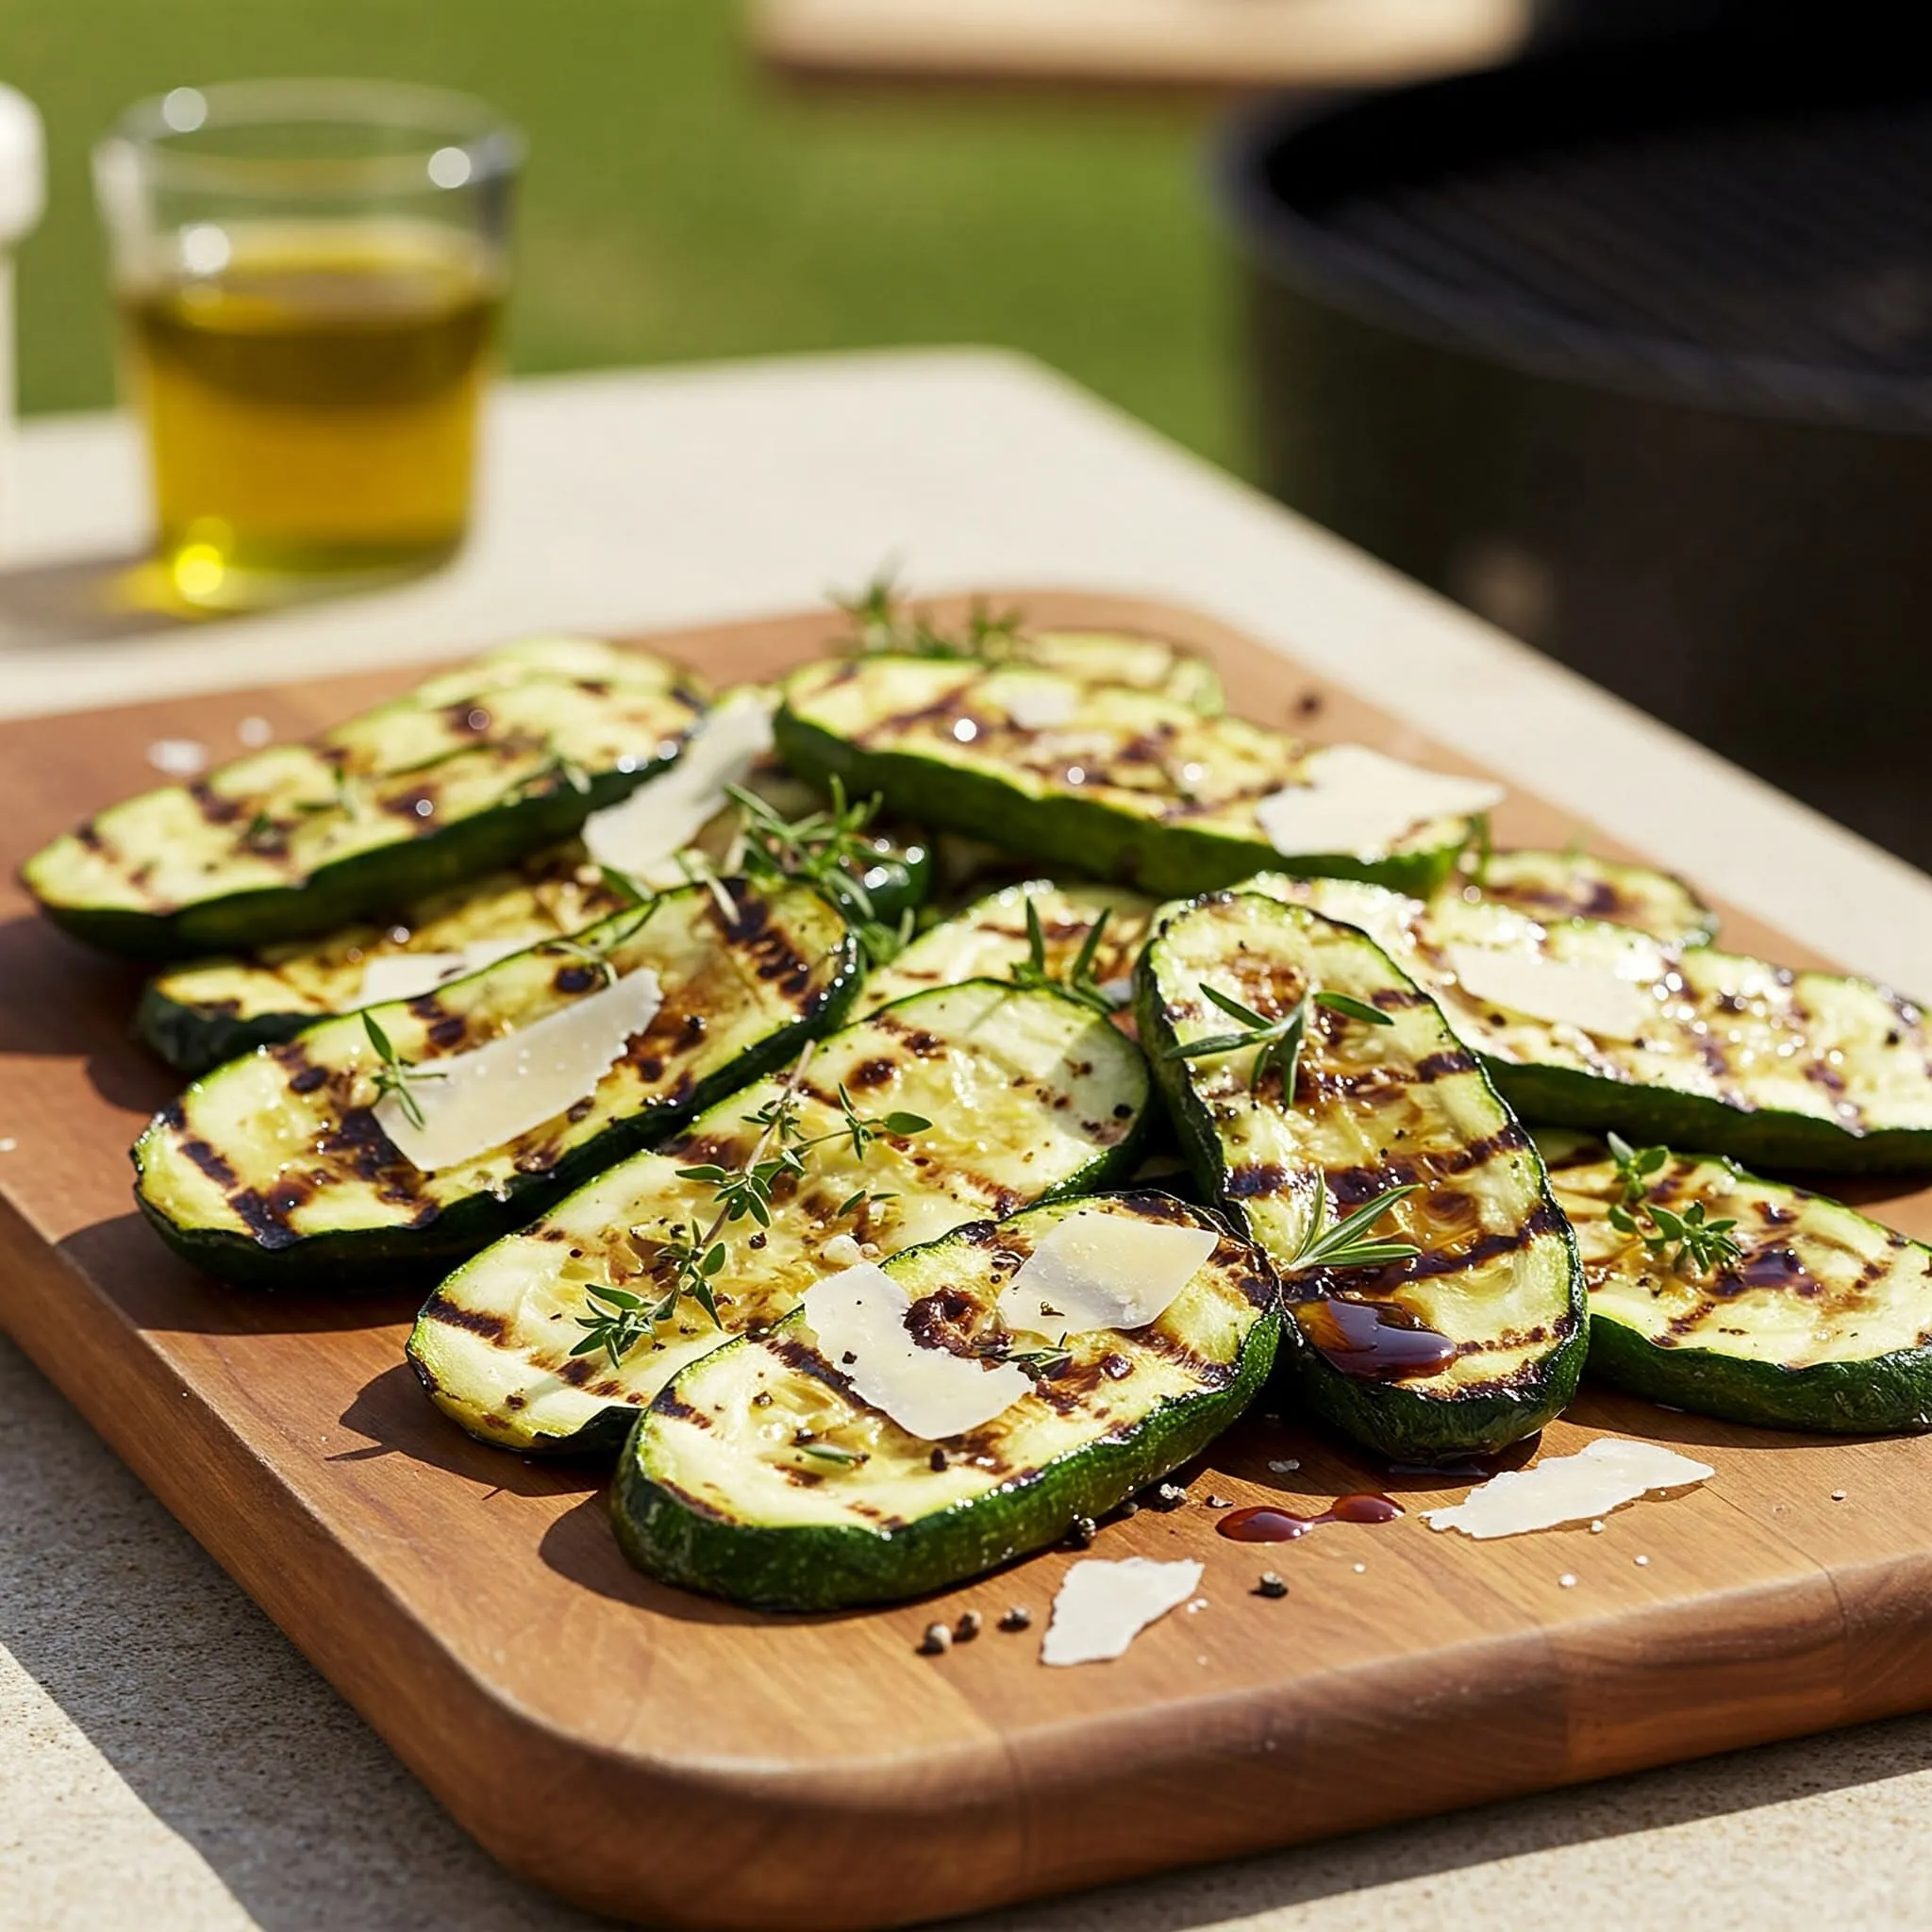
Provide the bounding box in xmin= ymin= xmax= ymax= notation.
xmin=1218 ymin=35 xmax=1932 ymax=866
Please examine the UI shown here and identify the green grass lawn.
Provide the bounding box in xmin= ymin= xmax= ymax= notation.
xmin=0 ymin=0 xmax=1241 ymax=472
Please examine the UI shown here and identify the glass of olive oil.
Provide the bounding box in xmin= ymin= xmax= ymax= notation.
xmin=93 ymin=80 xmax=520 ymax=611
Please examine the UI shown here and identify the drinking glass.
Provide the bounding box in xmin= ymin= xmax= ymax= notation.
xmin=94 ymin=79 xmax=521 ymax=611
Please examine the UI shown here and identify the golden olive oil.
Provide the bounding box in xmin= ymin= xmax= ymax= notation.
xmin=120 ymin=219 xmax=502 ymax=608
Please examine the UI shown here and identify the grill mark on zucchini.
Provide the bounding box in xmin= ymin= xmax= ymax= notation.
xmin=1542 ymin=1134 xmax=1932 ymax=1430
xmin=408 ymin=980 xmax=1151 ymax=1457
xmin=132 ymin=879 xmax=858 ymax=1290
xmin=1241 ymin=872 xmax=1932 ymax=1171
xmin=28 ymin=638 xmax=706 ymax=959
xmin=612 ymin=1192 xmax=1277 ymax=1607
xmin=777 ymin=656 xmax=1477 ymax=901
xmin=1140 ymin=891 xmax=1584 ymax=1461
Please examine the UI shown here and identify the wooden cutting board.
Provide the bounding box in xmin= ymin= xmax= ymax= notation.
xmin=4 ymin=591 xmax=1932 ymax=1932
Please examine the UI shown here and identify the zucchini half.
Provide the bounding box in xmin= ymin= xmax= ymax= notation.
xmin=614 ymin=1191 xmax=1277 ymax=1609
xmin=1449 ymin=849 xmax=1717 ymax=947
xmin=1241 ymin=874 xmax=1932 ymax=1174
xmin=1542 ymin=1133 xmax=1932 ymax=1433
xmin=1139 ymin=891 xmax=1585 ymax=1461
xmin=136 ymin=808 xmax=932 ymax=1077
xmin=409 ymin=979 xmax=1150 ymax=1457
xmin=775 ymin=655 xmax=1481 ymax=900
xmin=132 ymin=878 xmax=858 ymax=1291
xmin=25 ymin=637 xmax=705 ymax=960
xmin=136 ymin=841 xmax=638 ymax=1076
xmin=856 ymin=880 xmax=1157 ymax=1017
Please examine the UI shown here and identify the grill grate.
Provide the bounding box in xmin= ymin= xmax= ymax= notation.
xmin=1259 ymin=47 xmax=1932 ymax=418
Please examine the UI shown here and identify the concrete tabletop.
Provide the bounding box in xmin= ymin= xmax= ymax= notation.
xmin=6 ymin=349 xmax=1932 ymax=1931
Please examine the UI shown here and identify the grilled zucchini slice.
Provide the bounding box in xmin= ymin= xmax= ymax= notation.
xmin=136 ymin=842 xmax=639 ymax=1075
xmin=614 ymin=1191 xmax=1277 ymax=1609
xmin=1542 ymin=1133 xmax=1932 ymax=1433
xmin=775 ymin=655 xmax=1483 ymax=899
xmin=137 ymin=808 xmax=930 ymax=1076
xmin=1449 ymin=849 xmax=1716 ymax=946
xmin=1139 ymin=891 xmax=1585 ymax=1461
xmin=1241 ymin=874 xmax=1932 ymax=1173
xmin=856 ymin=880 xmax=1157 ymax=1016
xmin=133 ymin=878 xmax=858 ymax=1290
xmin=25 ymin=637 xmax=704 ymax=959
xmin=409 ymin=979 xmax=1149 ymax=1456
xmin=1006 ymin=629 xmax=1223 ymax=712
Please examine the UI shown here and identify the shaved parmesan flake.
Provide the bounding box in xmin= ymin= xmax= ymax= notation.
xmin=582 ymin=687 xmax=774 ymax=874
xmin=1003 ymin=679 xmax=1080 ymax=731
xmin=1097 ymin=974 xmax=1135 ymax=1007
xmin=1255 ymin=745 xmax=1504 ymax=858
xmin=996 ymin=1210 xmax=1218 ymax=1337
xmin=356 ymin=934 xmax=544 ymax=1008
xmin=1424 ymin=1438 xmax=1713 ymax=1541
xmin=1445 ymin=942 xmax=1651 ymax=1041
xmin=374 ymin=967 xmax=662 ymax=1172
xmin=1041 ymin=1557 xmax=1205 ymax=1667
xmin=803 ymin=1263 xmax=1029 ymax=1441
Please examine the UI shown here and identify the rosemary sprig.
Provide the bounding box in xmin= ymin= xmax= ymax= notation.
xmin=518 ymin=740 xmax=594 ymax=801
xmin=1165 ymin=981 xmax=1393 ymax=1097
xmin=360 ymin=1010 xmax=446 ymax=1132
xmin=1605 ymin=1132 xmax=1740 ymax=1275
xmin=1291 ymin=1183 xmax=1421 ymax=1274
xmin=798 ymin=1441 xmax=869 ymax=1467
xmin=1008 ymin=900 xmax=1116 ymax=1017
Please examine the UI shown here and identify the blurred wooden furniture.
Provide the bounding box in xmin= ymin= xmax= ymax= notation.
xmin=753 ymin=0 xmax=1531 ymax=90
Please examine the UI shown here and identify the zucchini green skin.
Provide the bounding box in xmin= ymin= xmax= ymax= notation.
xmin=1447 ymin=848 xmax=1718 ymax=947
xmin=1240 ymin=874 xmax=1932 ymax=1174
xmin=25 ymin=638 xmax=705 ymax=961
xmin=131 ymin=879 xmax=860 ymax=1292
xmin=856 ymin=879 xmax=1157 ymax=1017
xmin=1542 ymin=1135 xmax=1932 ymax=1433
xmin=408 ymin=979 xmax=1152 ymax=1457
xmin=136 ymin=823 xmax=932 ymax=1079
xmin=613 ymin=1191 xmax=1278 ymax=1609
xmin=1138 ymin=891 xmax=1586 ymax=1462
xmin=775 ymin=656 xmax=1471 ymax=902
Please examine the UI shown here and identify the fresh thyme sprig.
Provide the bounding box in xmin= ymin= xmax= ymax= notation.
xmin=1165 ymin=981 xmax=1393 ymax=1097
xmin=584 ymin=1045 xmax=931 ymax=1364
xmin=1008 ymin=900 xmax=1116 ymax=1017
xmin=1291 ymin=1184 xmax=1421 ymax=1274
xmin=727 ymin=775 xmax=884 ymax=918
xmin=360 ymin=1010 xmax=446 ymax=1132
xmin=836 ymin=573 xmax=1023 ymax=660
xmin=1605 ymin=1132 xmax=1741 ymax=1275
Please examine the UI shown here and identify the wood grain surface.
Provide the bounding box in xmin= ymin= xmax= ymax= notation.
xmin=4 ymin=591 xmax=1932 ymax=1932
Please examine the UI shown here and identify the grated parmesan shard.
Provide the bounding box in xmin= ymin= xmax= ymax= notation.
xmin=803 ymin=1262 xmax=1030 ymax=1441
xmin=995 ymin=1209 xmax=1219 ymax=1338
xmin=373 ymin=966 xmax=663 ymax=1172
xmin=1041 ymin=1557 xmax=1205 ymax=1666
xmin=1444 ymin=942 xmax=1652 ymax=1042
xmin=1255 ymin=744 xmax=1504 ymax=858
xmin=1423 ymin=1437 xmax=1714 ymax=1541
xmin=582 ymin=688 xmax=775 ymax=874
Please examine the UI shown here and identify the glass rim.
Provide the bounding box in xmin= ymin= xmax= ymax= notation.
xmin=96 ymin=78 xmax=524 ymax=199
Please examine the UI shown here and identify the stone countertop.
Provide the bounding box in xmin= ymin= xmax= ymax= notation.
xmin=5 ymin=348 xmax=1932 ymax=1931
